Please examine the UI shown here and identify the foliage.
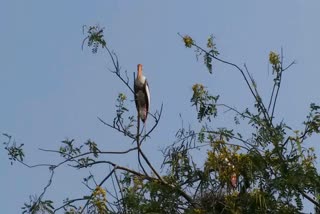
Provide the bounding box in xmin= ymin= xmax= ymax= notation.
xmin=3 ymin=25 xmax=320 ymax=214
xmin=83 ymin=25 xmax=107 ymax=53
xmin=3 ymin=133 xmax=25 ymax=164
xmin=182 ymin=34 xmax=219 ymax=74
xmin=191 ymin=83 xmax=219 ymax=122
xmin=22 ymin=198 xmax=54 ymax=214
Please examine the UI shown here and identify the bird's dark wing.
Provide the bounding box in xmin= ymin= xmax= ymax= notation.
xmin=134 ymin=79 xmax=139 ymax=111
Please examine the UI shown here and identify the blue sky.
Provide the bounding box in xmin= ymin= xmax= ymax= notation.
xmin=1 ymin=1 xmax=320 ymax=213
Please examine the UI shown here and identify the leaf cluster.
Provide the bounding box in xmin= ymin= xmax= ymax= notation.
xmin=3 ymin=133 xmax=25 ymax=165
xmin=191 ymin=83 xmax=219 ymax=122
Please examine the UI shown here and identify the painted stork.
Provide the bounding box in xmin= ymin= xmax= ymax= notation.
xmin=134 ymin=64 xmax=150 ymax=124
xmin=231 ymin=172 xmax=237 ymax=188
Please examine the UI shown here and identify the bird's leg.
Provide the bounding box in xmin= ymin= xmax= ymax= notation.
xmin=142 ymin=122 xmax=147 ymax=142
xmin=139 ymin=122 xmax=146 ymax=143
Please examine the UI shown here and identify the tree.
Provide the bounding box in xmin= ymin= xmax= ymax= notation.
xmin=3 ymin=25 xmax=320 ymax=213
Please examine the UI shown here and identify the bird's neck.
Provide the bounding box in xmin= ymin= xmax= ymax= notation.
xmin=138 ymin=75 xmax=146 ymax=83
xmin=137 ymin=65 xmax=143 ymax=77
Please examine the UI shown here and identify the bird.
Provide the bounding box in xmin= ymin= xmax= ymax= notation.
xmin=231 ymin=172 xmax=237 ymax=188
xmin=134 ymin=64 xmax=150 ymax=124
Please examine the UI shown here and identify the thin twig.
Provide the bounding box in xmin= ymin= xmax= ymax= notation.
xmin=54 ymin=198 xmax=88 ymax=213
xmin=37 ymin=168 xmax=55 ymax=205
xmin=114 ymin=170 xmax=125 ymax=213
xmin=216 ymin=103 xmax=251 ymax=120
xmin=110 ymin=165 xmax=119 ymax=204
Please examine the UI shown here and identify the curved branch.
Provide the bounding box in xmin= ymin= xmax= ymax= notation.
xmin=217 ymin=103 xmax=251 ymax=120
xmin=54 ymin=197 xmax=88 ymax=213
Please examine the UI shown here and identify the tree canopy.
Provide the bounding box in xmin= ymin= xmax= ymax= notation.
xmin=4 ymin=25 xmax=320 ymax=214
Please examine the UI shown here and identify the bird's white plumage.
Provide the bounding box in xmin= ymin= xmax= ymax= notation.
xmin=145 ymin=78 xmax=150 ymax=112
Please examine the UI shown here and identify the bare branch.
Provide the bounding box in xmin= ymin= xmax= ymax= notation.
xmin=270 ymin=48 xmax=284 ymax=120
xmin=98 ymin=117 xmax=135 ymax=139
xmin=298 ymin=189 xmax=320 ymax=209
xmin=104 ymin=46 xmax=134 ymax=94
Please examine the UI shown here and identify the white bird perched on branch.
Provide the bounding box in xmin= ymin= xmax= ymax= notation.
xmin=134 ymin=64 xmax=150 ymax=124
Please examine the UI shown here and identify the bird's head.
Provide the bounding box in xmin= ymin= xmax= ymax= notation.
xmin=137 ymin=64 xmax=143 ymax=77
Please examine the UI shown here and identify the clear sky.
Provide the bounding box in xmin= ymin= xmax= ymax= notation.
xmin=1 ymin=1 xmax=320 ymax=213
